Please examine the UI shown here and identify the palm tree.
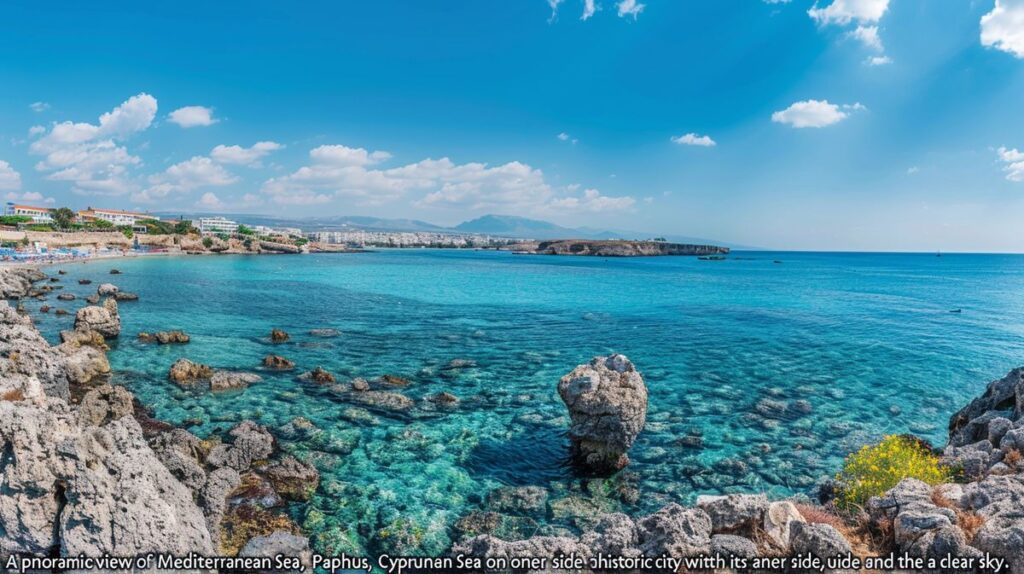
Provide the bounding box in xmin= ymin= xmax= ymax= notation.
xmin=49 ymin=207 xmax=76 ymax=230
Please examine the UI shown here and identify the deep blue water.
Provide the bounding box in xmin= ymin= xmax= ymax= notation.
xmin=28 ymin=250 xmax=1024 ymax=555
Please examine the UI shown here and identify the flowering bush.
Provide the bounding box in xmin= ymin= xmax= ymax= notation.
xmin=835 ymin=435 xmax=951 ymax=510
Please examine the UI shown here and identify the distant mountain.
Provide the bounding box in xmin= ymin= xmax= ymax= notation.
xmin=454 ymin=215 xmax=581 ymax=238
xmin=157 ymin=210 xmax=754 ymax=248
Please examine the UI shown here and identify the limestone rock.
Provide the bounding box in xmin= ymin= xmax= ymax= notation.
xmin=211 ymin=370 xmax=262 ymax=392
xmin=557 ymin=353 xmax=648 ymax=473
xmin=696 ymin=493 xmax=769 ymax=533
xmin=486 ymin=486 xmax=549 ymax=516
xmin=97 ymin=283 xmax=119 ymax=296
xmin=169 ymin=358 xmax=213 ymax=385
xmin=711 ymin=534 xmax=758 ymax=558
xmin=0 ymin=301 xmax=71 ymax=400
xmin=636 ymin=503 xmax=713 ymax=558
xmin=789 ymin=521 xmax=852 ymax=559
xmin=763 ymin=501 xmax=806 ymax=551
xmin=270 ymin=328 xmax=289 ymax=342
xmin=206 ymin=420 xmax=275 ymax=473
xmin=73 ymin=298 xmax=121 ymax=339
xmin=262 ymin=354 xmax=295 ymax=369
xmin=263 ymin=455 xmax=320 ymax=501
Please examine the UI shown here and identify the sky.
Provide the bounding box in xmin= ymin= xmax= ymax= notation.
xmin=1 ymin=0 xmax=1024 ymax=252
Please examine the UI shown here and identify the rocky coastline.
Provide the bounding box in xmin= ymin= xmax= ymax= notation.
xmin=2 ymin=264 xmax=1023 ymax=573
xmin=506 ymin=239 xmax=730 ymax=257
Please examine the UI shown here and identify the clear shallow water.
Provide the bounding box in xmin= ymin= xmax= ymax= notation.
xmin=28 ymin=250 xmax=1024 ymax=555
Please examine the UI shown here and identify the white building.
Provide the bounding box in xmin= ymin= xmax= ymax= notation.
xmin=253 ymin=225 xmax=303 ymax=237
xmin=197 ymin=216 xmax=239 ymax=235
xmin=4 ymin=203 xmax=53 ymax=223
xmin=78 ymin=207 xmax=159 ymax=227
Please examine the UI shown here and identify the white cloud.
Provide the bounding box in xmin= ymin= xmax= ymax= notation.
xmin=907 ymin=166 xmax=919 ymax=175
xmin=557 ymin=132 xmax=578 ymax=144
xmin=867 ymin=55 xmax=893 ymax=65
xmin=547 ymin=188 xmax=635 ymax=212
xmin=29 ymin=102 xmax=50 ymax=113
xmin=808 ymin=0 xmax=889 ymax=26
xmin=0 ymin=161 xmax=21 ymax=191
xmin=28 ymin=93 xmax=157 ymax=196
xmin=135 ymin=156 xmax=238 ymax=202
xmin=671 ymin=133 xmax=717 ymax=147
xmin=547 ymin=0 xmax=564 ymax=22
xmin=771 ymin=99 xmax=863 ymax=128
xmin=168 ymin=106 xmax=217 ymax=128
xmin=849 ymin=25 xmax=883 ymax=51
xmin=582 ymin=0 xmax=598 ymax=20
xmin=3 ymin=191 xmax=55 ymax=204
xmin=997 ymin=146 xmax=1024 ymax=181
xmin=981 ymin=0 xmax=1024 ymax=58
xmin=28 ymin=126 xmax=46 ymax=137
xmin=309 ymin=144 xmax=391 ymax=166
xmin=616 ymin=0 xmax=645 ymax=19
xmin=196 ymin=192 xmax=225 ymax=209
xmin=210 ymin=141 xmax=283 ymax=166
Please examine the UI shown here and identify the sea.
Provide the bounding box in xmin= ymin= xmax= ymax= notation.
xmin=28 ymin=249 xmax=1024 ymax=555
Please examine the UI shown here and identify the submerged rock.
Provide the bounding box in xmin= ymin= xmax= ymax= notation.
xmin=140 ymin=329 xmax=190 ymax=344
xmin=558 ymin=353 xmax=648 ymax=473
xmin=264 ymin=455 xmax=320 ymax=501
xmin=211 ymin=370 xmax=263 ymax=392
xmin=299 ymin=367 xmax=335 ymax=384
xmin=486 ymin=486 xmax=549 ymax=516
xmin=270 ymin=328 xmax=289 ymax=342
xmin=113 ymin=291 xmax=139 ymax=301
xmin=308 ymin=328 xmax=340 ymax=338
xmin=351 ymin=377 xmax=370 ymax=392
xmin=349 ymin=389 xmax=415 ymax=412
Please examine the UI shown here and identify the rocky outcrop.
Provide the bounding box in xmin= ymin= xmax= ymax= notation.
xmin=517 ymin=239 xmax=729 ymax=257
xmin=0 ymin=267 xmax=45 ymax=298
xmin=270 ymin=328 xmax=290 ymax=342
xmin=1 ymin=300 xmax=72 ymax=400
xmin=206 ymin=421 xmax=275 ymax=473
xmin=0 ymin=393 xmax=214 ymax=557
xmin=263 ymin=456 xmax=320 ymax=501
xmin=558 ymin=354 xmax=648 ymax=473
xmin=97 ymin=282 xmax=119 ymax=296
xmin=260 ymin=241 xmax=302 ymax=254
xmin=73 ymin=298 xmax=121 ymax=338
xmin=298 ymin=367 xmax=335 ymax=384
xmin=169 ymin=358 xmax=213 ymax=385
xmin=944 ymin=368 xmax=1024 ymax=478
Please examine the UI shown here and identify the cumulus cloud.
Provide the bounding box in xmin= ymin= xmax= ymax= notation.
xmin=772 ymin=99 xmax=863 ymax=128
xmin=29 ymin=93 xmax=157 ymax=196
xmin=4 ymin=191 xmax=55 ymax=204
xmin=808 ymin=0 xmax=889 ymax=25
xmin=616 ymin=0 xmax=645 ymax=19
xmin=867 ymin=55 xmax=893 ymax=65
xmin=557 ymin=132 xmax=578 ymax=144
xmin=849 ymin=25 xmax=883 ymax=51
xmin=997 ymin=146 xmax=1024 ymax=181
xmin=28 ymin=126 xmax=46 ymax=137
xmin=671 ymin=133 xmax=716 ymax=147
xmin=582 ymin=0 xmax=598 ymax=20
xmin=169 ymin=106 xmax=217 ymax=128
xmin=29 ymin=102 xmax=50 ymax=113
xmin=135 ymin=156 xmax=238 ymax=202
xmin=981 ymin=0 xmax=1024 ymax=58
xmin=211 ymin=141 xmax=283 ymax=166
xmin=547 ymin=188 xmax=635 ymax=212
xmin=196 ymin=192 xmax=225 ymax=209
xmin=0 ymin=160 xmax=22 ymax=191
xmin=262 ymin=143 xmax=623 ymax=214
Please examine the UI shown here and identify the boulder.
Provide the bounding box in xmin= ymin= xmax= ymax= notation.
xmin=711 ymin=534 xmax=758 ymax=559
xmin=636 ymin=503 xmax=713 ymax=557
xmin=763 ymin=501 xmax=806 ymax=551
xmin=77 ymin=384 xmax=134 ymax=426
xmin=789 ymin=521 xmax=852 ymax=559
xmin=169 ymin=358 xmax=213 ymax=386
xmin=263 ymin=456 xmax=320 ymax=501
xmin=0 ymin=267 xmax=42 ymax=298
xmin=73 ymin=298 xmax=121 ymax=338
xmin=579 ymin=513 xmax=642 ymax=557
xmin=696 ymin=493 xmax=769 ymax=533
xmin=262 ymin=354 xmax=295 ymax=369
xmin=113 ymin=291 xmax=139 ymax=301
xmin=270 ymin=328 xmax=289 ymax=342
xmin=428 ymin=391 xmax=460 ymax=404
xmin=351 ymin=377 xmax=370 ymax=392
xmin=78 ymin=278 xmax=92 ymax=285
xmin=210 ymin=370 xmax=262 ymax=392
xmin=349 ymin=389 xmax=415 ymax=412
xmin=960 ymin=474 xmax=1024 ymax=572
xmin=149 ymin=428 xmax=208 ymax=493
xmin=239 ymin=531 xmax=311 ymax=567
xmin=948 ymin=368 xmax=1024 ymax=447
xmin=299 ymin=367 xmax=335 ymax=384
xmin=557 ymin=353 xmax=648 ymax=473
xmin=56 ymin=293 xmax=75 ymax=301
xmin=97 ymin=283 xmax=119 ymax=296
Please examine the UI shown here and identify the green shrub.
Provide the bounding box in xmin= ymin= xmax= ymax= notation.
xmin=835 ymin=435 xmax=951 ymax=510
xmin=0 ymin=215 xmax=33 ymax=226
xmin=119 ymin=226 xmax=134 ymax=239
xmin=93 ymin=219 xmax=114 ymax=229
xmin=202 ymin=237 xmax=214 ymax=248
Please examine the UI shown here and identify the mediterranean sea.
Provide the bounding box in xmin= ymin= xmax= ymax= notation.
xmin=27 ymin=249 xmax=1024 ymax=555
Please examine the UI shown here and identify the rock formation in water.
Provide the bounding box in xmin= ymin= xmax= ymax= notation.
xmin=73 ymin=298 xmax=121 ymax=339
xmin=510 ymin=239 xmax=729 ymax=257
xmin=558 ymin=354 xmax=648 ymax=473
xmin=169 ymin=358 xmax=214 ymax=385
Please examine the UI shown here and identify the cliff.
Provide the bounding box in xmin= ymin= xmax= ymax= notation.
xmin=512 ymin=239 xmax=729 ymax=257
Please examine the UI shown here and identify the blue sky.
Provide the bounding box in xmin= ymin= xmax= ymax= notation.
xmin=1 ymin=0 xmax=1023 ymax=251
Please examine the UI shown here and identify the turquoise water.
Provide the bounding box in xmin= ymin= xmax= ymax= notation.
xmin=28 ymin=250 xmax=1024 ymax=555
